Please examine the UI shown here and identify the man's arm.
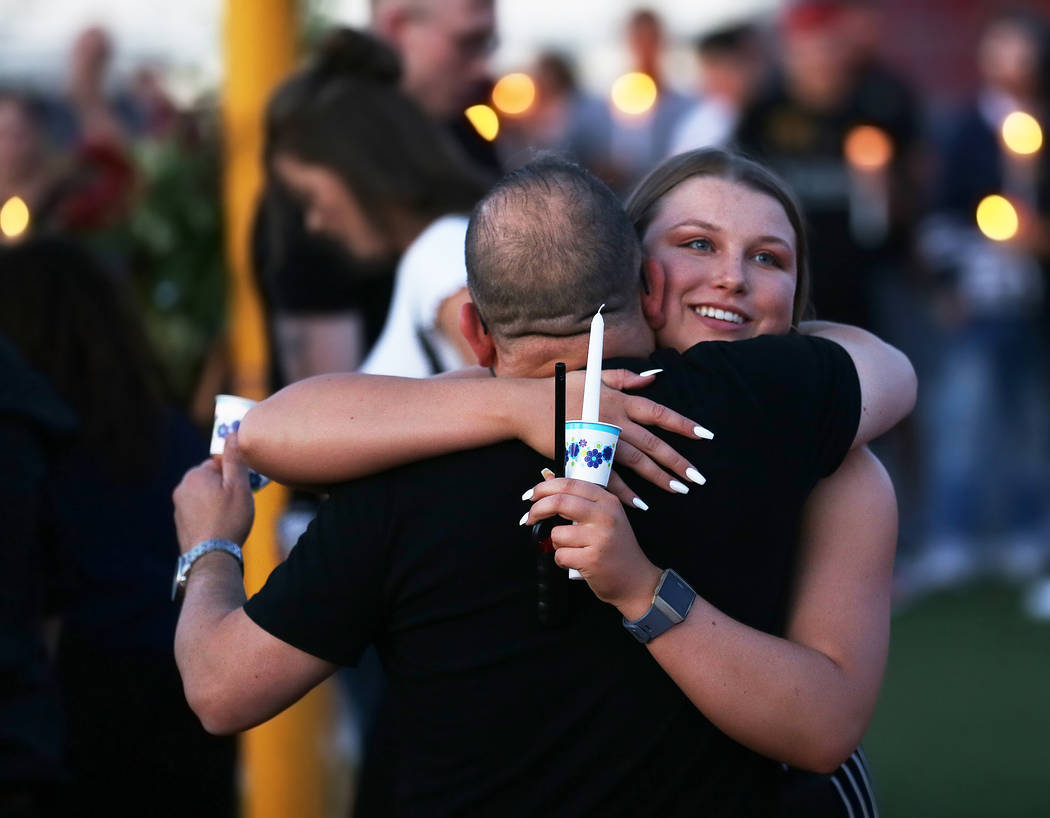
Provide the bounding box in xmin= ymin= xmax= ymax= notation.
xmin=173 ymin=435 xmax=336 ymax=734
xmin=524 ymin=447 xmax=896 ymax=772
xmin=799 ymin=321 xmax=917 ymax=447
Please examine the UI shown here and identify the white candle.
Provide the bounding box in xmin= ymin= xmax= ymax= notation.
xmin=581 ymin=304 xmax=605 ymax=422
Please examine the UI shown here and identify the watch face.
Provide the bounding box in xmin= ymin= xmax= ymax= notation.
xmin=658 ymin=572 xmax=696 ymax=618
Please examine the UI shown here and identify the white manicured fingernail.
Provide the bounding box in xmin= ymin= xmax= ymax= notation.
xmin=540 ymin=468 xmax=555 ymax=479
xmin=519 ymin=512 xmax=530 ymax=526
xmin=686 ymin=467 xmax=706 ymax=486
xmin=521 ymin=488 xmax=534 ymax=501
xmin=639 ymin=368 xmax=663 ymax=378
xmin=694 ymin=425 xmax=714 ymax=440
xmin=669 ymin=480 xmax=689 ymax=494
xmin=632 ymin=497 xmax=650 ymax=511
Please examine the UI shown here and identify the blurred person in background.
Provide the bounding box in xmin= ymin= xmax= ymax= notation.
xmin=733 ymin=0 xmax=925 ymax=558
xmin=734 ymin=0 xmax=921 ymax=332
xmin=25 ymin=26 xmax=139 ymax=237
xmin=265 ymin=30 xmax=490 ymax=393
xmin=372 ymin=0 xmax=498 ymax=174
xmin=496 ymin=51 xmax=618 ymax=183
xmin=669 ymin=21 xmax=768 ymax=154
xmin=0 ymin=86 xmax=132 ymax=238
xmin=0 ymin=237 xmax=236 ymax=818
xmin=253 ymin=0 xmax=498 ymax=397
xmin=0 ymin=332 xmax=76 ymax=818
xmin=63 ymin=26 xmax=130 ymax=147
xmin=0 ymin=92 xmax=59 ymax=219
xmin=911 ymin=9 xmax=1050 ymax=601
xmin=253 ymin=27 xmax=404 ymax=393
xmin=127 ymin=66 xmax=180 ymax=141
xmin=607 ymin=8 xmax=695 ymax=192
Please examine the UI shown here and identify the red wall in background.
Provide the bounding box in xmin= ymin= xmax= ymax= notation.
xmin=876 ymin=0 xmax=1050 ymax=103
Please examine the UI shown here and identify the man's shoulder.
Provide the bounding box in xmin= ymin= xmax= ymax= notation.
xmin=626 ymin=334 xmax=839 ymax=376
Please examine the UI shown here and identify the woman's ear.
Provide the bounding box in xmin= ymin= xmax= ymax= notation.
xmin=640 ymin=258 xmax=667 ymax=331
xmin=459 ymin=301 xmax=497 ymax=368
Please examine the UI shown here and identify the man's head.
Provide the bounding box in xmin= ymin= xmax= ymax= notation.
xmin=372 ymin=0 xmax=495 ymax=120
xmin=694 ymin=23 xmax=763 ymax=109
xmin=462 ymin=156 xmax=654 ymax=375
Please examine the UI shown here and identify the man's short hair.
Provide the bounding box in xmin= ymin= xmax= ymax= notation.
xmin=696 ymin=22 xmax=758 ymax=57
xmin=465 ymin=156 xmax=642 ymax=339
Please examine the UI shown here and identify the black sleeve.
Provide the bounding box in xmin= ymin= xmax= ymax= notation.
xmin=243 ymin=478 xmax=393 ymax=667
xmin=698 ymin=333 xmax=861 ymax=479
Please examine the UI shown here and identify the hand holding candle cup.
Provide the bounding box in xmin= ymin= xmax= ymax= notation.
xmin=211 ymin=394 xmax=270 ymax=492
xmin=565 ymin=305 xmax=622 ymax=578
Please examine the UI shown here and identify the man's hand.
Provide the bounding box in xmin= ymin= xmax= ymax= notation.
xmin=174 ymin=432 xmax=255 ymax=554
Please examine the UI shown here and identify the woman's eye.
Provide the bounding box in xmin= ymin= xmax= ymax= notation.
xmin=753 ymin=250 xmax=782 ymax=267
xmin=685 ymin=238 xmax=714 ymax=252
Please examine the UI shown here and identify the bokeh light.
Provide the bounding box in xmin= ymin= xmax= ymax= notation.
xmin=976 ymin=195 xmax=1019 ymax=241
xmin=610 ymin=72 xmax=658 ymax=116
xmin=465 ymin=104 xmax=499 ymax=142
xmin=1001 ymin=111 xmax=1043 ymax=155
xmin=0 ymin=196 xmax=30 ymax=239
xmin=492 ymin=73 xmax=536 ymax=116
xmin=843 ymin=125 xmax=894 ymax=170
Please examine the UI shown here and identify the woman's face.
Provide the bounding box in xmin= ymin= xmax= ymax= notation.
xmin=641 ymin=175 xmax=798 ymax=351
xmin=274 ymin=153 xmax=391 ymax=259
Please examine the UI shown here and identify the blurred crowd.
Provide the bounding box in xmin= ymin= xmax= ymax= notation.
xmin=3 ymin=0 xmax=1050 ymax=815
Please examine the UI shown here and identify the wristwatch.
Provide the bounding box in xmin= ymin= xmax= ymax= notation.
xmin=172 ymin=538 xmax=243 ymax=601
xmin=622 ymin=568 xmax=696 ymax=643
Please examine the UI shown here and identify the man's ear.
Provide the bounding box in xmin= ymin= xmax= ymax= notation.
xmin=373 ymin=2 xmax=411 ymax=45
xmin=459 ymin=302 xmax=497 ymax=368
xmin=640 ymin=257 xmax=667 ymax=331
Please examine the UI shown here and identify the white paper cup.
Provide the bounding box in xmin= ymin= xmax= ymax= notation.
xmin=564 ymin=420 xmax=620 ymax=579
xmin=211 ymin=394 xmax=270 ymax=491
xmin=564 ymin=420 xmax=620 ymax=487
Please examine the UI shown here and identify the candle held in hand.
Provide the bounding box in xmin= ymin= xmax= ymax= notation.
xmin=580 ymin=305 xmax=605 ymax=422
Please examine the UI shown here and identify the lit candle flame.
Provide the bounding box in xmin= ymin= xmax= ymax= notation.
xmin=1002 ymin=111 xmax=1043 ymax=156
xmin=844 ymin=126 xmax=893 ymax=171
xmin=976 ymin=195 xmax=1019 ymax=241
xmin=610 ymin=72 xmax=658 ymax=116
xmin=492 ymin=73 xmax=536 ymax=116
xmin=0 ymin=196 xmax=30 ymax=239
xmin=465 ymin=104 xmax=499 ymax=142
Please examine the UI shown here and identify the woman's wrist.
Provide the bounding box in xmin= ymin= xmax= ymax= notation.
xmin=616 ymin=563 xmax=664 ymax=621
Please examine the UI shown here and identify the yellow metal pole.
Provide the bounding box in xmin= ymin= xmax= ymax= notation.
xmin=222 ymin=3 xmax=334 ymax=817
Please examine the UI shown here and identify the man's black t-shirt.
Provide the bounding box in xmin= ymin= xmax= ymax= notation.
xmin=244 ymin=334 xmax=861 ymax=817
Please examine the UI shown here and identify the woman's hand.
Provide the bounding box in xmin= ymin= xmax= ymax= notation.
xmin=561 ymin=369 xmax=712 ymax=506
xmin=521 ymin=476 xmax=662 ymax=613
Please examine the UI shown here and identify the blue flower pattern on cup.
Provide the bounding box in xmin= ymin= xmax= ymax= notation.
xmin=217 ymin=419 xmax=241 ymax=439
xmin=565 ymin=431 xmax=616 ymax=472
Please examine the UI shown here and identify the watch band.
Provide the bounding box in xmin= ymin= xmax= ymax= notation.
xmin=172 ymin=538 xmax=243 ymax=601
xmin=622 ymin=568 xmax=696 ymax=644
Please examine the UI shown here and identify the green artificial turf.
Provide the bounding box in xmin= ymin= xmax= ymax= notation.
xmin=864 ymin=583 xmax=1050 ymax=817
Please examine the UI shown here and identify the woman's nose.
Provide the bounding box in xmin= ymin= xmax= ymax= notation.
xmin=712 ymin=258 xmax=747 ymax=292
